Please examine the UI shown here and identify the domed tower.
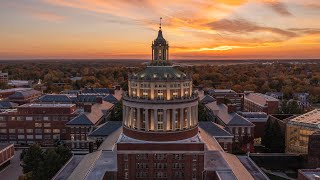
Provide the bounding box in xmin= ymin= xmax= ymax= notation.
xmin=117 ymin=20 xmax=204 ymax=180
xmin=122 ymin=20 xmax=199 ymax=141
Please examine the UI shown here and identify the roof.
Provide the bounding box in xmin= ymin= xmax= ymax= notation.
xmin=288 ymin=109 xmax=320 ymax=128
xmin=66 ymin=128 xmax=122 ymax=180
xmin=237 ymin=156 xmax=270 ymax=180
xmin=67 ymin=101 xmax=114 ymax=125
xmin=103 ymin=94 xmax=119 ymax=104
xmin=38 ymin=94 xmax=73 ymax=103
xmin=206 ymin=102 xmax=254 ymax=126
xmin=208 ymin=89 xmax=236 ymax=94
xmin=200 ymin=95 xmax=215 ymax=104
xmin=89 ymin=121 xmax=122 ymax=137
xmin=78 ymin=94 xmax=99 ymax=102
xmin=20 ymin=103 xmax=75 ymax=108
xmin=199 ymin=122 xmax=233 ymax=138
xmin=239 ymin=112 xmax=268 ymax=123
xmin=82 ymin=88 xmax=111 ymax=94
xmin=298 ymin=169 xmax=320 ymax=179
xmin=244 ymin=93 xmax=279 ymax=106
xmin=130 ymin=66 xmax=189 ymax=81
xmin=266 ymin=92 xmax=283 ymax=97
xmin=8 ymin=89 xmax=41 ymax=99
xmin=0 ymin=101 xmax=18 ymax=109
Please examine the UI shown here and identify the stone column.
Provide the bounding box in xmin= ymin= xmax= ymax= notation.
xmin=180 ymin=108 xmax=184 ymax=130
xmin=187 ymin=107 xmax=191 ymax=128
xmin=125 ymin=106 xmax=129 ymax=127
xmin=166 ymin=83 xmax=170 ymax=100
xmin=150 ymin=83 xmax=155 ymax=100
xmin=195 ymin=105 xmax=198 ymax=125
xmin=154 ymin=109 xmax=158 ymax=131
xmin=129 ymin=107 xmax=133 ymax=128
xmin=172 ymin=109 xmax=176 ymax=130
xmin=163 ymin=109 xmax=167 ymax=131
xmin=145 ymin=109 xmax=149 ymax=131
xmin=180 ymin=83 xmax=184 ymax=97
xmin=123 ymin=105 xmax=126 ymax=126
xmin=137 ymin=83 xmax=140 ymax=97
xmin=137 ymin=108 xmax=141 ymax=130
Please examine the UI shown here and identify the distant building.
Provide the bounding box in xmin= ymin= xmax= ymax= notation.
xmin=7 ymin=89 xmax=41 ymax=105
xmin=244 ymin=92 xmax=279 ymax=114
xmin=0 ymin=144 xmax=14 ymax=169
xmin=286 ymin=109 xmax=320 ymax=154
xmin=266 ymin=92 xmax=284 ymax=100
xmin=7 ymin=80 xmax=32 ymax=88
xmin=0 ymin=101 xmax=18 ymax=110
xmin=0 ymin=88 xmax=33 ymax=99
xmin=207 ymin=89 xmax=243 ymax=111
xmin=293 ymin=93 xmax=310 ymax=109
xmin=206 ymin=101 xmax=255 ymax=152
xmin=0 ymin=71 xmax=8 ymax=84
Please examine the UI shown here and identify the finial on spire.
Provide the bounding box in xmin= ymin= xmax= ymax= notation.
xmin=159 ymin=17 xmax=162 ymax=30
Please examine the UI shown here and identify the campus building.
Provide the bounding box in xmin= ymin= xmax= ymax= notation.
xmin=244 ymin=92 xmax=279 ymax=114
xmin=286 ymin=109 xmax=320 ymax=154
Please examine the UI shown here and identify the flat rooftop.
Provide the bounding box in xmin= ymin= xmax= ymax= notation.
xmin=19 ymin=103 xmax=76 ymax=108
xmin=289 ymin=109 xmax=320 ymax=127
xmin=244 ymin=93 xmax=279 ymax=106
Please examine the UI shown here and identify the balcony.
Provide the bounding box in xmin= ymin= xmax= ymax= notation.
xmin=123 ymin=92 xmax=199 ymax=104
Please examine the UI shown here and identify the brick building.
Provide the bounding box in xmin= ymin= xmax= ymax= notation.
xmin=0 ymin=71 xmax=8 ymax=84
xmin=0 ymin=143 xmax=14 ymax=169
xmin=207 ymin=89 xmax=243 ymax=111
xmin=244 ymin=92 xmax=279 ymax=114
xmin=308 ymin=131 xmax=320 ymax=169
xmin=0 ymin=103 xmax=78 ymax=146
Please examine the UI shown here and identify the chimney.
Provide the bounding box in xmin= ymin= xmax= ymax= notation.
xmin=227 ymin=104 xmax=237 ymax=113
xmin=84 ymin=104 xmax=92 ymax=113
xmin=96 ymin=96 xmax=103 ymax=104
xmin=216 ymin=97 xmax=224 ymax=105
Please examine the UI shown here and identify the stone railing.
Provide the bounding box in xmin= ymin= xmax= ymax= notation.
xmin=123 ymin=92 xmax=199 ymax=104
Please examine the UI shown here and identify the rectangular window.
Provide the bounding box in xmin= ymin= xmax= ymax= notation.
xmin=0 ymin=116 xmax=4 ymax=121
xmin=124 ymin=154 xmax=128 ymax=161
xmin=27 ymin=135 xmax=33 ymax=139
xmin=35 ymin=123 xmax=42 ymax=127
xmin=9 ymin=129 xmax=15 ymax=133
xmin=53 ymin=129 xmax=60 ymax=133
xmin=61 ymin=129 xmax=66 ymax=133
xmin=0 ymin=123 xmax=6 ymax=127
xmin=35 ymin=135 xmax=42 ymax=139
xmin=18 ymin=135 xmax=25 ymax=139
xmin=26 ymin=129 xmax=33 ymax=133
xmin=26 ymin=117 xmax=33 ymax=121
xmin=44 ymin=129 xmax=51 ymax=133
xmin=18 ymin=129 xmax=24 ymax=133
xmin=43 ymin=117 xmax=49 ymax=121
xmin=35 ymin=129 xmax=42 ymax=134
xmin=11 ymin=117 xmax=16 ymax=121
xmin=43 ymin=123 xmax=51 ymax=127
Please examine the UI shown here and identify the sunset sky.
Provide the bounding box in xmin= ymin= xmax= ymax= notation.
xmin=0 ymin=0 xmax=320 ymax=60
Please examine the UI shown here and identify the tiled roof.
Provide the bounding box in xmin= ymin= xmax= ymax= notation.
xmin=78 ymin=94 xmax=98 ymax=102
xmin=199 ymin=121 xmax=233 ymax=137
xmin=103 ymin=94 xmax=119 ymax=104
xmin=0 ymin=101 xmax=18 ymax=109
xmin=66 ymin=114 xmax=93 ymax=125
xmin=288 ymin=109 xmax=320 ymax=128
xmin=38 ymin=94 xmax=73 ymax=102
xmin=239 ymin=112 xmax=268 ymax=123
xmin=132 ymin=66 xmax=188 ymax=80
xmin=244 ymin=93 xmax=279 ymax=106
xmin=8 ymin=89 xmax=41 ymax=99
xmin=206 ymin=102 xmax=254 ymax=126
xmin=88 ymin=121 xmax=122 ymax=137
xmin=67 ymin=101 xmax=114 ymax=125
xmin=200 ymin=95 xmax=215 ymax=104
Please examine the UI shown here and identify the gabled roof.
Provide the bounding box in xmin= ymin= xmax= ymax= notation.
xmin=103 ymin=94 xmax=119 ymax=104
xmin=0 ymin=101 xmax=18 ymax=109
xmin=67 ymin=101 xmax=114 ymax=125
xmin=66 ymin=114 xmax=93 ymax=125
xmin=199 ymin=121 xmax=233 ymax=137
xmin=8 ymin=89 xmax=41 ymax=99
xmin=206 ymin=102 xmax=254 ymax=126
xmin=88 ymin=121 xmax=122 ymax=137
xmin=200 ymin=95 xmax=215 ymax=104
xmin=244 ymin=93 xmax=279 ymax=106
xmin=38 ymin=94 xmax=72 ymax=103
xmin=78 ymin=94 xmax=98 ymax=102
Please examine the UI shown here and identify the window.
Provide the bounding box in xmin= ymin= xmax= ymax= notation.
xmin=44 ymin=129 xmax=51 ymax=133
xmin=26 ymin=135 xmax=33 ymax=139
xmin=9 ymin=135 xmax=16 ymax=139
xmin=0 ymin=129 xmax=7 ymax=133
xmin=124 ymin=154 xmax=128 ymax=161
xmin=26 ymin=117 xmax=33 ymax=121
xmin=26 ymin=129 xmax=33 ymax=133
xmin=0 ymin=123 xmax=6 ymax=127
xmin=44 ymin=135 xmax=51 ymax=140
xmin=35 ymin=129 xmax=42 ymax=134
xmin=0 ymin=116 xmax=4 ymax=121
xmin=11 ymin=117 xmax=16 ymax=121
xmin=44 ymin=123 xmax=51 ymax=127
xmin=61 ymin=129 xmax=66 ymax=133
xmin=53 ymin=129 xmax=60 ymax=133
xmin=157 ymin=90 xmax=164 ymax=99
xmin=154 ymin=172 xmax=167 ymax=178
xmin=136 ymin=154 xmax=148 ymax=160
xmin=18 ymin=135 xmax=25 ymax=139
xmin=157 ymin=110 xmax=164 ymax=131
xmin=125 ymin=172 xmax=129 ymax=179
xmin=124 ymin=162 xmax=128 ymax=170
xmin=35 ymin=123 xmax=42 ymax=127
xmin=154 ymin=154 xmax=166 ymax=160
xmin=18 ymin=129 xmax=24 ymax=133
xmin=43 ymin=117 xmax=49 ymax=121
xmin=173 ymin=154 xmax=184 ymax=160
xmin=173 ymin=163 xmax=184 ymax=169
xmin=9 ymin=129 xmax=15 ymax=133
xmin=247 ymin=127 xmax=251 ymax=134
xmin=192 ymin=154 xmax=197 ymax=161
xmin=35 ymin=135 xmax=42 ymax=139
xmin=154 ymin=163 xmax=167 ymax=169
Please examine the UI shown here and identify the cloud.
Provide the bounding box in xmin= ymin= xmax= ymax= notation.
xmin=29 ymin=10 xmax=65 ymax=22
xmin=263 ymin=0 xmax=292 ymax=16
xmin=206 ymin=18 xmax=297 ymax=38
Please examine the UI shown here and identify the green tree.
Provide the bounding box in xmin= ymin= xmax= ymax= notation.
xmin=262 ymin=120 xmax=285 ymax=152
xmin=21 ymin=144 xmax=43 ymax=174
xmin=35 ymin=149 xmax=61 ymax=180
xmin=198 ymin=102 xmax=208 ymax=121
xmin=110 ymin=101 xmax=123 ymax=121
xmin=279 ymin=100 xmax=302 ymax=114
